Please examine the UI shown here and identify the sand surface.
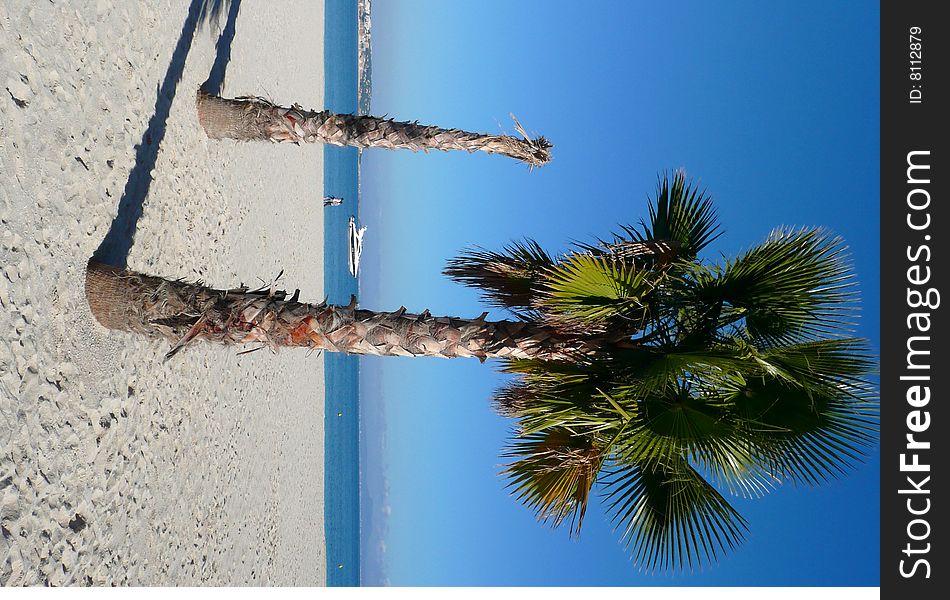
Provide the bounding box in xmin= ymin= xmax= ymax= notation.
xmin=1 ymin=0 xmax=327 ymax=586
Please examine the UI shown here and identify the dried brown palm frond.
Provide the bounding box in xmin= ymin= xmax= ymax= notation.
xmin=502 ymin=428 xmax=603 ymax=536
xmin=493 ymin=382 xmax=536 ymax=419
xmin=443 ymin=239 xmax=555 ymax=314
xmin=586 ymin=239 xmax=682 ymax=269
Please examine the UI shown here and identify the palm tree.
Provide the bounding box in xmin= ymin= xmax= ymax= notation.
xmin=196 ymin=90 xmax=552 ymax=167
xmin=84 ymin=172 xmax=876 ymax=570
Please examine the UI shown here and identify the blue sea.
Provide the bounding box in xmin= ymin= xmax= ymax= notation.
xmin=323 ymin=0 xmax=363 ymax=587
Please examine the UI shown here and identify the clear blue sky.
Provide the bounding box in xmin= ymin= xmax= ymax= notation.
xmin=358 ymin=0 xmax=880 ymax=586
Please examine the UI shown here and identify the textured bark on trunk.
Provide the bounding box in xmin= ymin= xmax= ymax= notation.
xmin=196 ymin=90 xmax=552 ymax=167
xmin=85 ymin=261 xmax=582 ymax=361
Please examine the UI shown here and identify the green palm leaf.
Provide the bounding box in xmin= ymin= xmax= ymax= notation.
xmin=541 ymin=253 xmax=654 ymax=328
xmin=631 ymin=171 xmax=722 ymax=260
xmin=601 ymin=458 xmax=747 ymax=572
xmin=496 ymin=360 xmax=635 ymax=436
xmin=615 ymin=383 xmax=779 ymax=499
xmin=727 ymin=372 xmax=877 ymax=485
xmin=696 ymin=228 xmax=857 ymax=344
xmin=611 ymin=338 xmax=876 ymax=492
xmin=757 ymin=338 xmax=877 ymax=390
xmin=610 ymin=345 xmax=755 ymax=398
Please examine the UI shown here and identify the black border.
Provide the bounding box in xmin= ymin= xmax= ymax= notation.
xmin=881 ymin=0 xmax=947 ymax=594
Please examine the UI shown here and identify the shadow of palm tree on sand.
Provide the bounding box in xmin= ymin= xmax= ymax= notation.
xmin=93 ymin=0 xmax=242 ymax=268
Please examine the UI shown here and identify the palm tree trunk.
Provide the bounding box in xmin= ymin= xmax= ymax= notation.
xmin=195 ymin=90 xmax=552 ymax=167
xmin=85 ymin=261 xmax=580 ymax=361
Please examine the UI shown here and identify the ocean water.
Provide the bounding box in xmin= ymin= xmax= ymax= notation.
xmin=323 ymin=0 xmax=362 ymax=587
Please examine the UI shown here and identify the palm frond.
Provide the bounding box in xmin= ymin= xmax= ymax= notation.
xmin=613 ymin=336 xmax=876 ymax=490
xmin=757 ymin=338 xmax=877 ymax=390
xmin=697 ymin=228 xmax=858 ymax=344
xmin=493 ymin=381 xmax=538 ymax=419
xmin=611 ymin=379 xmax=779 ymax=499
xmin=726 ymin=371 xmax=877 ymax=485
xmin=575 ymin=238 xmax=683 ymax=270
xmin=611 ymin=345 xmax=754 ymax=397
xmin=601 ymin=458 xmax=747 ymax=572
xmin=496 ymin=359 xmax=635 ymax=436
xmin=444 ymin=239 xmax=554 ymax=314
xmin=502 ymin=428 xmax=605 ymax=536
xmin=540 ymin=253 xmax=654 ymax=329
xmin=633 ymin=171 xmax=722 ymax=260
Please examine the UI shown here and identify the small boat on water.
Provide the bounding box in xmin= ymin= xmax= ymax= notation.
xmin=348 ymin=216 xmax=367 ymax=277
xmin=324 ymin=196 xmax=344 ymax=206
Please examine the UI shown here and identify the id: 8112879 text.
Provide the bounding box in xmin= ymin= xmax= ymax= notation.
xmin=909 ymin=26 xmax=923 ymax=104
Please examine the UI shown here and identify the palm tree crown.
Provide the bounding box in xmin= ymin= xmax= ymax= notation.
xmin=444 ymin=172 xmax=877 ymax=572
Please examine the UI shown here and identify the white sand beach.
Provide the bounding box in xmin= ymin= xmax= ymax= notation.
xmin=1 ymin=0 xmax=327 ymax=585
